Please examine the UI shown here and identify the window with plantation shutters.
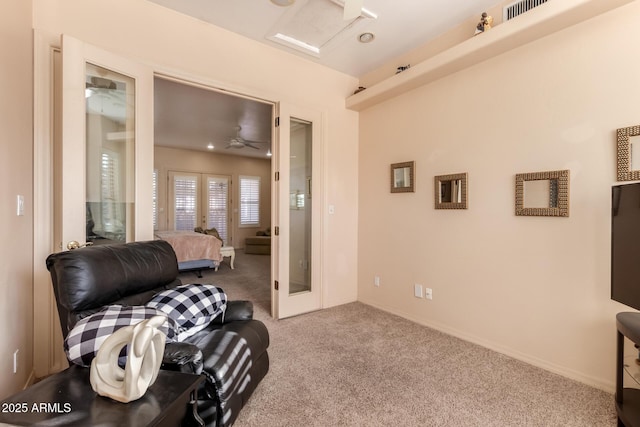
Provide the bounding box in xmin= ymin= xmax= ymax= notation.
xmin=100 ymin=150 xmax=120 ymax=233
xmin=152 ymin=169 xmax=158 ymax=231
xmin=240 ymin=176 xmax=260 ymax=227
xmin=173 ymin=175 xmax=198 ymax=231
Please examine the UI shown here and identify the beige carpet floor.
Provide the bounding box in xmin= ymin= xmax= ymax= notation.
xmin=181 ymin=251 xmax=617 ymax=427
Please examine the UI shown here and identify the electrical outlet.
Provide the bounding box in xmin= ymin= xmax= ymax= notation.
xmin=414 ymin=284 xmax=423 ymax=298
xmin=425 ymin=288 xmax=433 ymax=300
xmin=374 ymin=276 xmax=380 ymax=287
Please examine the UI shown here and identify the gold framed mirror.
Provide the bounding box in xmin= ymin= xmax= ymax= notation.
xmin=390 ymin=161 xmax=415 ymax=193
xmin=617 ymin=125 xmax=640 ymax=181
xmin=515 ymin=169 xmax=570 ymax=217
xmin=434 ymin=173 xmax=468 ymax=209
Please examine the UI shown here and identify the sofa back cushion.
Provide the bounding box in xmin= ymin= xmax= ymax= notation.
xmin=64 ymin=305 xmax=178 ymax=367
xmin=46 ymin=240 xmax=180 ymax=336
xmin=147 ymin=284 xmax=227 ymax=340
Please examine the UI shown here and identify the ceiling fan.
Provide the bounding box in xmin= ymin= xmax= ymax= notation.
xmin=224 ymin=126 xmax=267 ymax=150
xmin=270 ymin=0 xmax=363 ymax=20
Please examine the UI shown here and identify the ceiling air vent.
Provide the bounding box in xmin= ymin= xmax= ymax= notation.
xmin=503 ymin=0 xmax=548 ymax=21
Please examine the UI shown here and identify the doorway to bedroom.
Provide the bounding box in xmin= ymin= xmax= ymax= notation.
xmin=153 ymin=75 xmax=323 ymax=319
xmin=152 ymin=75 xmax=274 ymax=308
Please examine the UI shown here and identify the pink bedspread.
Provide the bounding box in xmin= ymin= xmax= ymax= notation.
xmin=155 ymin=231 xmax=223 ymax=263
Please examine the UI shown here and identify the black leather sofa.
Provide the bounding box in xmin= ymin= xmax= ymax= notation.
xmin=46 ymin=240 xmax=269 ymax=426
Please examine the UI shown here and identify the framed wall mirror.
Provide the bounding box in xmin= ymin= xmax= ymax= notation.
xmin=515 ymin=169 xmax=570 ymax=217
xmin=617 ymin=125 xmax=640 ymax=181
xmin=434 ymin=172 xmax=468 ymax=209
xmin=390 ymin=161 xmax=415 ymax=193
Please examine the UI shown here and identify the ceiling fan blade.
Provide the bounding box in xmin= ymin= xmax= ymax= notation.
xmin=343 ymin=0 xmax=363 ymax=20
xmin=244 ymin=143 xmax=260 ymax=149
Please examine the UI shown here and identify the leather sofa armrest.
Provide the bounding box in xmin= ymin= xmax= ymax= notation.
xmin=162 ymin=342 xmax=203 ymax=375
xmin=214 ymin=300 xmax=254 ymax=324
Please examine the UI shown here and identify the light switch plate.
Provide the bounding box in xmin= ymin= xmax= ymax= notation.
xmin=16 ymin=195 xmax=24 ymax=216
xmin=414 ymin=284 xmax=423 ymax=298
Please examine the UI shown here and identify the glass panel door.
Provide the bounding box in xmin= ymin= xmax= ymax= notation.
xmin=168 ymin=172 xmax=230 ymax=244
xmin=205 ymin=175 xmax=230 ymax=245
xmin=289 ymin=119 xmax=312 ymax=294
xmin=85 ymin=63 xmax=135 ymax=245
xmin=60 ymin=35 xmax=153 ymax=253
xmin=273 ymin=103 xmax=322 ymax=319
xmin=47 ymin=34 xmax=151 ymax=377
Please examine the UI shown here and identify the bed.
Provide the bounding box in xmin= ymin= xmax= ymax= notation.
xmin=155 ymin=230 xmax=223 ymax=277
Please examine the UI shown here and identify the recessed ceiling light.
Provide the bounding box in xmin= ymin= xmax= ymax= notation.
xmin=270 ymin=0 xmax=295 ymax=6
xmin=358 ymin=32 xmax=375 ymax=43
xmin=207 ymin=143 xmax=214 ymax=150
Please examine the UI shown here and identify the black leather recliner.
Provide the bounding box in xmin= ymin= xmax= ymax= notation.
xmin=46 ymin=240 xmax=269 ymax=426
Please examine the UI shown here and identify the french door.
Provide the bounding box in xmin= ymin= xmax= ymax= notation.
xmin=33 ymin=33 xmax=153 ymax=376
xmin=168 ymin=171 xmax=231 ymax=245
xmin=272 ymin=104 xmax=323 ymax=319
xmin=60 ymin=35 xmax=154 ymax=249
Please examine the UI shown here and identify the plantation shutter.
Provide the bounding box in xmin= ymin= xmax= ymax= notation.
xmin=100 ymin=150 xmax=120 ymax=232
xmin=174 ymin=175 xmax=197 ymax=230
xmin=240 ymin=176 xmax=260 ymax=226
xmin=152 ymin=169 xmax=158 ymax=231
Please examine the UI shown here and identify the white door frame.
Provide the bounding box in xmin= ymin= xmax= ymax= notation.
xmin=33 ymin=30 xmax=66 ymax=377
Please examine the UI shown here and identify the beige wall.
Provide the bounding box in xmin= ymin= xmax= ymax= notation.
xmin=0 ymin=0 xmax=34 ymax=398
xmin=32 ymin=0 xmax=359 ymax=310
xmin=358 ymin=2 xmax=640 ymax=392
xmin=155 ymin=146 xmax=272 ymax=249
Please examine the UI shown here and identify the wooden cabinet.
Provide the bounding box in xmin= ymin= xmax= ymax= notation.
xmin=616 ymin=312 xmax=640 ymax=427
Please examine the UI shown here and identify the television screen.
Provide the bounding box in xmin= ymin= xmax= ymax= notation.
xmin=612 ymin=183 xmax=640 ymax=310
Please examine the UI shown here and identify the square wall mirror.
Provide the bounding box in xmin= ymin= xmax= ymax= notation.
xmin=515 ymin=169 xmax=570 ymax=217
xmin=390 ymin=161 xmax=415 ymax=193
xmin=434 ymin=173 xmax=468 ymax=209
xmin=617 ymin=125 xmax=640 ymax=181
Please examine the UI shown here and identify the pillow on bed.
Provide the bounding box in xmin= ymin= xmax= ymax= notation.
xmin=203 ymin=228 xmax=223 ymax=243
xmin=64 ymin=305 xmax=178 ymax=367
xmin=146 ymin=284 xmax=227 ymax=340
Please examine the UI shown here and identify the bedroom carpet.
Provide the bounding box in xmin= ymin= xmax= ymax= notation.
xmin=183 ymin=251 xmax=617 ymax=427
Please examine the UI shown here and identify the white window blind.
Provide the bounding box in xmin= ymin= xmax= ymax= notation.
xmin=174 ymin=175 xmax=197 ymax=230
xmin=152 ymin=169 xmax=158 ymax=231
xmin=207 ymin=177 xmax=228 ymax=244
xmin=240 ymin=176 xmax=260 ymax=226
xmin=100 ymin=150 xmax=120 ymax=232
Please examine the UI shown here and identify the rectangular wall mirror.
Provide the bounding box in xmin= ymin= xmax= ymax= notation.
xmin=617 ymin=125 xmax=640 ymax=181
xmin=390 ymin=161 xmax=415 ymax=193
xmin=515 ymin=170 xmax=569 ymax=217
xmin=434 ymin=172 xmax=468 ymax=209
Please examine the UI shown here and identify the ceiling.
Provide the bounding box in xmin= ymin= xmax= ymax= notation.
xmin=147 ymin=0 xmax=501 ymax=77
xmin=151 ymin=0 xmax=502 ymax=158
xmin=154 ymin=78 xmax=273 ymax=159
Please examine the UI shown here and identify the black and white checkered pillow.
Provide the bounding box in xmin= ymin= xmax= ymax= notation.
xmin=146 ymin=284 xmax=227 ymax=340
xmin=64 ymin=305 xmax=178 ymax=367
